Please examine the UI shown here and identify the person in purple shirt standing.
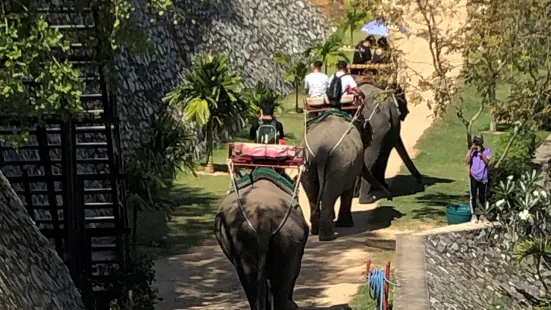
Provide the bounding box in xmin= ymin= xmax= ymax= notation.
xmin=466 ymin=134 xmax=492 ymax=223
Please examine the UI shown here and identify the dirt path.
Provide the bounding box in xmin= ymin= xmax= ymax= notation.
xmin=154 ymin=2 xmax=467 ymax=309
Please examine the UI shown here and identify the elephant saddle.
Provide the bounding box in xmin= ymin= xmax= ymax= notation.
xmin=303 ymin=94 xmax=359 ymax=113
xmin=229 ymin=167 xmax=296 ymax=196
xmin=229 ymin=143 xmax=306 ymax=167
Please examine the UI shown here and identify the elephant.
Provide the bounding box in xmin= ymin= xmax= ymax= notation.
xmin=301 ymin=113 xmax=392 ymax=241
xmin=354 ymin=82 xmax=423 ymax=204
xmin=214 ymin=176 xmax=309 ymax=310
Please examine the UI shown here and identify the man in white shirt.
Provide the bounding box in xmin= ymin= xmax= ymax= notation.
xmin=327 ymin=60 xmax=365 ymax=104
xmin=304 ymin=61 xmax=329 ymax=97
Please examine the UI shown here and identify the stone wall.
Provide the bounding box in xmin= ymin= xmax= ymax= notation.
xmin=425 ymin=227 xmax=549 ymax=310
xmin=116 ymin=0 xmax=330 ymax=155
xmin=0 ymin=170 xmax=84 ymax=310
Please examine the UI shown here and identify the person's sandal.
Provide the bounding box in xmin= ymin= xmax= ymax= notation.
xmin=470 ymin=214 xmax=478 ymax=223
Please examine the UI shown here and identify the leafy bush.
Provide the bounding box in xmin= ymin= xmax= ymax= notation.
xmin=491 ymin=129 xmax=538 ymax=180
xmin=163 ymin=54 xmax=248 ymax=172
xmin=242 ymin=82 xmax=284 ymax=122
xmin=124 ymin=109 xmax=195 ymax=242
xmin=87 ymin=249 xmax=158 ymax=310
xmin=486 ymin=170 xmax=551 ymax=307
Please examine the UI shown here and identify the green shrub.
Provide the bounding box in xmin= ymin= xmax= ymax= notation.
xmin=87 ymin=249 xmax=158 ymax=310
xmin=491 ymin=129 xmax=539 ymax=180
xmin=124 ymin=108 xmax=196 ymax=242
xmin=242 ymin=82 xmax=283 ymax=122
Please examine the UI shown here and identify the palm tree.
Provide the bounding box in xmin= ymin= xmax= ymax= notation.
xmin=273 ymin=51 xmax=309 ymax=113
xmin=341 ymin=0 xmax=370 ymax=45
xmin=513 ymin=238 xmax=551 ymax=296
xmin=305 ymin=34 xmax=350 ymax=74
xmin=163 ymin=54 xmax=248 ymax=174
xmin=242 ymin=82 xmax=284 ymax=122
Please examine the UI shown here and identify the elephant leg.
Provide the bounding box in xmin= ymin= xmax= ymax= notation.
xmin=301 ymin=170 xmax=320 ymax=235
xmin=359 ymin=135 xmax=382 ymax=204
xmin=335 ymin=186 xmax=355 ymax=227
xmin=359 ymin=165 xmax=392 ymax=204
xmin=373 ymin=143 xmax=392 ymax=190
xmin=233 ymin=255 xmax=260 ymax=309
xmin=319 ymin=190 xmax=339 ymax=241
xmin=353 ymin=176 xmax=361 ymax=198
xmin=310 ymin=202 xmax=320 ymax=236
xmin=270 ymin=248 xmax=303 ymax=310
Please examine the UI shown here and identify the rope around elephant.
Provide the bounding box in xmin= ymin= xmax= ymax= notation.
xmin=226 ymin=159 xmax=305 ymax=236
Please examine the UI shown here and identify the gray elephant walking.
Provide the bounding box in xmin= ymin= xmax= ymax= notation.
xmin=354 ymin=83 xmax=423 ymax=204
xmin=214 ymin=170 xmax=308 ymax=310
xmin=301 ymin=111 xmax=391 ymax=241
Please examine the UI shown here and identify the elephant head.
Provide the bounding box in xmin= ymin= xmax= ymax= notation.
xmin=215 ymin=177 xmax=308 ymax=309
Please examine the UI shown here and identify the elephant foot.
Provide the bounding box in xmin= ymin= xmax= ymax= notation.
xmin=335 ymin=218 xmax=355 ymax=227
xmin=359 ymin=193 xmax=378 ymax=204
xmin=319 ymin=232 xmax=338 ymax=241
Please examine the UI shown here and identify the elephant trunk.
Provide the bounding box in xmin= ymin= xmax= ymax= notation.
xmin=395 ymin=135 xmax=423 ymax=182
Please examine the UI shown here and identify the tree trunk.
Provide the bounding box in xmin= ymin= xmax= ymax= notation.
xmin=350 ymin=29 xmax=354 ymax=46
xmin=489 ymin=118 xmax=497 ymax=132
xmin=325 ymin=60 xmax=328 ymax=74
xmin=494 ymin=126 xmax=521 ymax=169
xmin=295 ymin=85 xmax=300 ymax=113
xmin=204 ymin=122 xmax=215 ymax=174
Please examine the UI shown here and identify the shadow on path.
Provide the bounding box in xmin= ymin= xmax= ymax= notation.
xmin=387 ymin=174 xmax=454 ymax=198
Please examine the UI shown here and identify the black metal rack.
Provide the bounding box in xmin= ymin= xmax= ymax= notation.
xmin=0 ymin=4 xmax=128 ymax=306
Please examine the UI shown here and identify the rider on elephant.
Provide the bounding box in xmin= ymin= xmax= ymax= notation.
xmin=327 ymin=60 xmax=365 ymax=101
xmin=249 ymin=101 xmax=285 ymax=144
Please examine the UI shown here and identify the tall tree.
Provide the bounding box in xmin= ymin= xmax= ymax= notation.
xmin=305 ymin=34 xmax=350 ymax=74
xmin=273 ymin=51 xmax=309 ymax=113
xmin=341 ymin=0 xmax=371 ymax=45
xmin=163 ymin=54 xmax=248 ymax=173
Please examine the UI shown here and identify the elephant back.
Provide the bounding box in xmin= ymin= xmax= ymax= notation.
xmin=227 ymin=167 xmax=296 ymax=197
xmin=305 ymin=109 xmax=353 ymax=132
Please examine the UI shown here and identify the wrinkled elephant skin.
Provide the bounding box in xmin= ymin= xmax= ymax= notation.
xmin=355 ymin=83 xmax=424 ymax=204
xmin=301 ymin=115 xmax=391 ymax=241
xmin=214 ymin=180 xmax=308 ymax=310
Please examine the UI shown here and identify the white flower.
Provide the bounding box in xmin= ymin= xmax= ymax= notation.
xmin=507 ymin=175 xmax=514 ymax=181
xmin=540 ymin=190 xmax=548 ymax=199
xmin=495 ymin=199 xmax=506 ymax=207
xmin=519 ymin=210 xmax=532 ymax=221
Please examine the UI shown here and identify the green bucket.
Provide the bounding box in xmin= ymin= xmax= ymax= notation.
xmin=446 ymin=204 xmax=472 ymax=225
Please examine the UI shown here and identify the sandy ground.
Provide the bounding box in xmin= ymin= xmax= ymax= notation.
xmin=153 ymin=1 xmax=467 ymax=309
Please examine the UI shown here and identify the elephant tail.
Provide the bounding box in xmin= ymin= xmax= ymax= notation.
xmin=214 ymin=212 xmax=233 ymax=262
xmin=256 ymin=233 xmax=270 ymax=310
xmin=314 ymin=153 xmax=329 ymax=215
